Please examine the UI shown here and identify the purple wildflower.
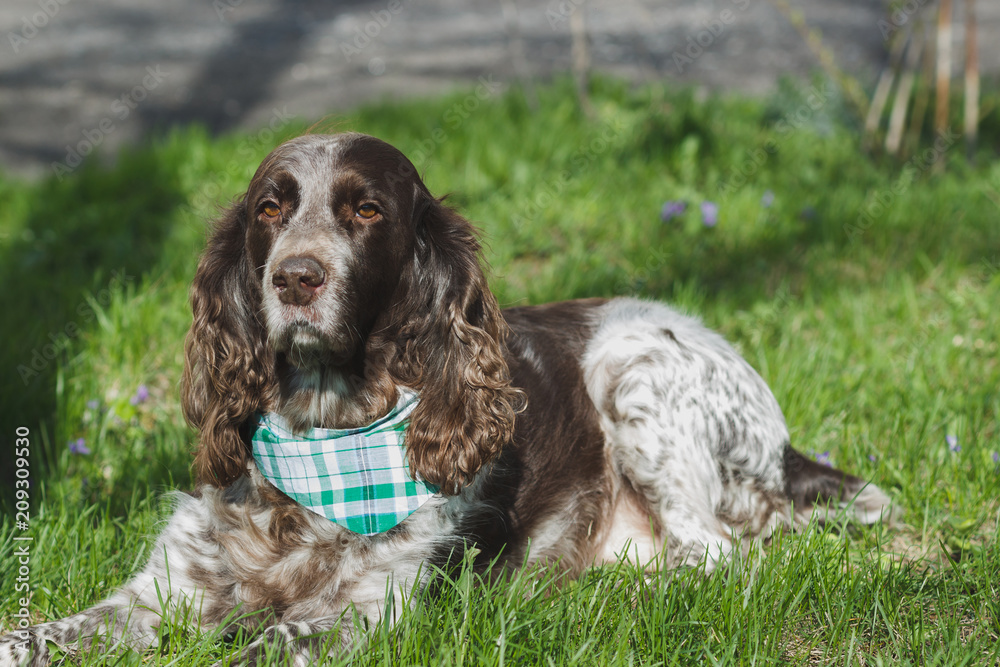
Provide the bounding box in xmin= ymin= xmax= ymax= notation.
xmin=946 ymin=435 xmax=960 ymax=453
xmin=868 ymin=454 xmax=877 ymax=463
xmin=815 ymin=451 xmax=832 ymax=467
xmin=130 ymin=385 xmax=150 ymax=406
xmin=86 ymin=399 xmax=100 ymax=411
xmin=761 ymin=190 xmax=775 ymax=208
xmin=700 ymin=201 xmax=719 ymax=227
xmin=69 ymin=438 xmax=91 ymax=455
xmin=660 ymin=200 xmax=687 ymax=222
xmin=992 ymin=452 xmax=999 ymax=465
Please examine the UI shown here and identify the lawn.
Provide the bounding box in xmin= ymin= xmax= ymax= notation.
xmin=1 ymin=76 xmax=999 ymax=665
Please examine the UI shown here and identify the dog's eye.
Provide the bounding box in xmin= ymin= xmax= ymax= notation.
xmin=260 ymin=202 xmax=281 ymax=219
xmin=356 ymin=203 xmax=379 ymax=220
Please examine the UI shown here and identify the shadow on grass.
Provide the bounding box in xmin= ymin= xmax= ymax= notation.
xmin=0 ymin=148 xmax=189 ymax=508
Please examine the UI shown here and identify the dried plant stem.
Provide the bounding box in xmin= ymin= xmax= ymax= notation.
xmin=769 ymin=0 xmax=870 ymax=119
xmin=935 ymin=0 xmax=953 ymax=136
xmin=866 ymin=28 xmax=910 ymax=139
xmin=905 ymin=21 xmax=934 ymax=156
xmin=887 ymin=27 xmax=925 ymax=155
xmin=963 ymin=0 xmax=979 ymax=158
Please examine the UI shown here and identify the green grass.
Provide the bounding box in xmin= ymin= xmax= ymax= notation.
xmin=1 ymin=75 xmax=999 ymax=665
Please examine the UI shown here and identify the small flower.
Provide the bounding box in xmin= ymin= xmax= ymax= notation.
xmin=946 ymin=434 xmax=960 ymax=453
xmin=130 ymin=385 xmax=150 ymax=406
xmin=992 ymin=452 xmax=999 ymax=465
xmin=815 ymin=451 xmax=832 ymax=467
xmin=660 ymin=200 xmax=687 ymax=222
xmin=69 ymin=438 xmax=91 ymax=455
xmin=761 ymin=190 xmax=775 ymax=208
xmin=700 ymin=201 xmax=719 ymax=227
xmin=86 ymin=399 xmax=100 ymax=411
xmin=868 ymin=454 xmax=878 ymax=463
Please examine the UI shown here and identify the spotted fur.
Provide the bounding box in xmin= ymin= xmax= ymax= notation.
xmin=0 ymin=135 xmax=892 ymax=666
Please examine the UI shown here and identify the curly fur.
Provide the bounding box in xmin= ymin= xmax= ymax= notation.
xmin=181 ymin=135 xmax=522 ymax=494
xmin=182 ymin=202 xmax=275 ymax=487
xmin=387 ymin=200 xmax=524 ymax=494
xmin=0 ymin=133 xmax=892 ymax=667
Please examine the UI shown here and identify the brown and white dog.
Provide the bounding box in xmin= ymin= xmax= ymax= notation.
xmin=1 ymin=133 xmax=891 ymax=666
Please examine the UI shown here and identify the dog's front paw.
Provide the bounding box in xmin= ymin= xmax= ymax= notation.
xmin=217 ymin=621 xmax=341 ymax=667
xmin=0 ymin=631 xmax=50 ymax=667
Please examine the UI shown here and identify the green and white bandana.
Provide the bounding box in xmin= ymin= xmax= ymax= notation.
xmin=251 ymin=390 xmax=439 ymax=535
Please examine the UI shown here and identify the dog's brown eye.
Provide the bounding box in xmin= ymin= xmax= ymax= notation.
xmin=356 ymin=203 xmax=379 ymax=220
xmin=260 ymin=202 xmax=281 ymax=219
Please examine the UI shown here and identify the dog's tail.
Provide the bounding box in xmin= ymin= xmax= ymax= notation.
xmin=783 ymin=446 xmax=895 ymax=526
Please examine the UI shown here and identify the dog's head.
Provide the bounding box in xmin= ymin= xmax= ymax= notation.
xmin=183 ymin=133 xmax=522 ymax=494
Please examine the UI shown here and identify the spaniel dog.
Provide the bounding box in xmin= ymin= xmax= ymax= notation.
xmin=1 ymin=133 xmax=891 ymax=666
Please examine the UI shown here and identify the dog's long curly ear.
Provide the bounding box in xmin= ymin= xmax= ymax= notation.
xmin=182 ymin=202 xmax=273 ymax=487
xmin=391 ymin=197 xmax=525 ymax=496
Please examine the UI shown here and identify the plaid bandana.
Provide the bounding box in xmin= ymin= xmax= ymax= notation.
xmin=251 ymin=390 xmax=439 ymax=535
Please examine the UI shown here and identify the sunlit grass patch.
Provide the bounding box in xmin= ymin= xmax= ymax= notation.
xmin=2 ymin=75 xmax=999 ymax=665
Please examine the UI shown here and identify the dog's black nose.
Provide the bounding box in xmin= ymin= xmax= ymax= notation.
xmin=272 ymin=256 xmax=326 ymax=306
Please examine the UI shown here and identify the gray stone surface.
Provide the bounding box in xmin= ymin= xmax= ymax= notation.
xmin=0 ymin=0 xmax=996 ymax=179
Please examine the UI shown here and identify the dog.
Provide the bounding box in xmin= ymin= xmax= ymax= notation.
xmin=0 ymin=133 xmax=891 ymax=666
